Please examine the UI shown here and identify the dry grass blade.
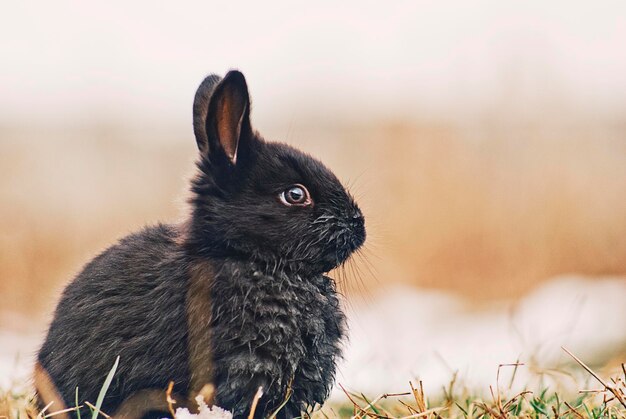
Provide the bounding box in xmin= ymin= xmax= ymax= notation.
xmin=493 ymin=362 xmax=525 ymax=417
xmin=476 ymin=401 xmax=504 ymax=419
xmin=36 ymin=401 xmax=54 ymax=419
xmin=356 ymin=393 xmax=395 ymax=418
xmin=339 ymin=384 xmax=388 ymax=419
xmin=501 ymin=390 xmax=532 ymax=412
xmin=268 ymin=380 xmax=294 ymax=419
xmin=409 ymin=381 xmax=426 ymax=414
xmin=551 ymin=404 xmax=559 ymax=419
xmin=247 ymin=386 xmax=263 ymax=419
xmin=360 ymin=392 xmax=412 ymax=418
xmin=398 ymin=400 xmax=418 ymax=415
xmin=488 ymin=385 xmax=503 ymax=418
xmin=495 ymin=363 xmax=523 ymax=393
xmin=83 ymin=402 xmax=110 ymax=419
xmin=43 ymin=406 xmax=82 ymax=418
xmin=166 ymin=381 xmax=176 ymax=418
xmin=563 ymin=401 xmax=585 ymax=419
xmin=562 ymin=346 xmax=626 ymax=409
xmin=397 ymin=407 xmax=447 ymax=419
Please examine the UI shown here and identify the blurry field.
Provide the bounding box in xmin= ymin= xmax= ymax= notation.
xmin=1 ymin=118 xmax=626 ymax=321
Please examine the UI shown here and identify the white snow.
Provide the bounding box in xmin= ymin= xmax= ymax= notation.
xmin=172 ymin=395 xmax=232 ymax=419
xmin=335 ymin=275 xmax=626 ymax=397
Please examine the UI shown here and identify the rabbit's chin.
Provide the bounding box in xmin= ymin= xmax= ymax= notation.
xmin=316 ymin=244 xmax=362 ymax=274
xmin=275 ymin=251 xmax=354 ymax=277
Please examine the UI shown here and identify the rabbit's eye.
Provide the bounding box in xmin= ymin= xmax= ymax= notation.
xmin=279 ymin=184 xmax=312 ymax=207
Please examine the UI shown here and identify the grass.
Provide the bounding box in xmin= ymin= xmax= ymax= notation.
xmin=323 ymin=380 xmax=625 ymax=419
xmin=1 ymin=349 xmax=624 ymax=419
xmin=319 ymin=358 xmax=626 ymax=419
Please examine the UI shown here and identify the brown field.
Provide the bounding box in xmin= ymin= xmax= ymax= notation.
xmin=1 ymin=119 xmax=626 ymax=322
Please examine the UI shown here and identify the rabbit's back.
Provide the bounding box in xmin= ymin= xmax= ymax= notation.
xmin=37 ymin=223 xmax=192 ymax=416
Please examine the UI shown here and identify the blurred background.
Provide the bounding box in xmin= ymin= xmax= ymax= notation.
xmin=1 ymin=0 xmax=625 ymax=395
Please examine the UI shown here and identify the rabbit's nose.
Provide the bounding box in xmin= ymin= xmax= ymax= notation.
xmin=348 ymin=212 xmax=366 ymax=249
xmin=349 ymin=209 xmax=365 ymax=233
xmin=351 ymin=214 xmax=365 ymax=229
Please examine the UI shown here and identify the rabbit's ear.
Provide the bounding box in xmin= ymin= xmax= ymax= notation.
xmin=193 ymin=74 xmax=222 ymax=155
xmin=194 ymin=70 xmax=251 ymax=165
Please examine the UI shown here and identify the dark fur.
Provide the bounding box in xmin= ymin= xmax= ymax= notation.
xmin=37 ymin=70 xmax=365 ymax=418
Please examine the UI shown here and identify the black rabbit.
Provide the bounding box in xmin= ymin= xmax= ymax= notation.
xmin=36 ymin=70 xmax=365 ymax=419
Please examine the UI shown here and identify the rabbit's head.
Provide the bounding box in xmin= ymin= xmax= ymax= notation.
xmin=186 ymin=71 xmax=365 ymax=274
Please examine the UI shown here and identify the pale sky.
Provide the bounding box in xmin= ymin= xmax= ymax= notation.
xmin=2 ymin=1 xmax=625 ymax=127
